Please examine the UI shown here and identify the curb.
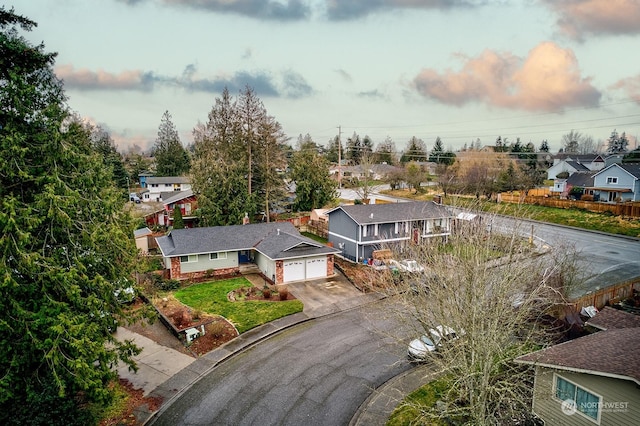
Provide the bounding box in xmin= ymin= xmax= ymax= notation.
xmin=139 ymin=292 xmax=385 ymax=425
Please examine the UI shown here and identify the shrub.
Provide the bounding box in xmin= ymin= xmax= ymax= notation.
xmin=205 ymin=269 xmax=215 ymax=278
xmin=581 ymin=194 xmax=594 ymax=201
xmin=262 ymin=287 xmax=272 ymax=299
xmin=278 ymin=287 xmax=289 ymax=301
xmin=208 ymin=321 xmax=227 ymax=338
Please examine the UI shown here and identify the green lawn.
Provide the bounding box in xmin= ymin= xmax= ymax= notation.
xmin=174 ymin=277 xmax=303 ymax=333
xmin=387 ymin=377 xmax=451 ymax=426
xmin=301 ymin=231 xmax=328 ymax=244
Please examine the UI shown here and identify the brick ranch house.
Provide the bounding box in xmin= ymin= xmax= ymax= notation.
xmin=156 ymin=222 xmax=340 ymax=284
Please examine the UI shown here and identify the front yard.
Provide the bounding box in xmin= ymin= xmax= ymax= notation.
xmin=172 ymin=277 xmax=303 ymax=334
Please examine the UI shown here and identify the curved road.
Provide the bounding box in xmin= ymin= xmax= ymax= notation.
xmin=150 ymin=202 xmax=639 ymax=426
xmin=150 ymin=302 xmax=413 ymax=426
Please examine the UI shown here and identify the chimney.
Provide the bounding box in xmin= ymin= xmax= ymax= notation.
xmin=242 ymin=212 xmax=250 ymax=225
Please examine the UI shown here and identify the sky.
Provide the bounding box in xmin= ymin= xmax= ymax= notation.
xmin=16 ymin=0 xmax=640 ymax=154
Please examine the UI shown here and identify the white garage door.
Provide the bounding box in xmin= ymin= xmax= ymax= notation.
xmin=305 ymin=257 xmax=327 ymax=280
xmin=283 ymin=260 xmax=305 ymax=283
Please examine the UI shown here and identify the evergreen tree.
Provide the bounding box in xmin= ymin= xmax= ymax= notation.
xmin=290 ymin=138 xmax=337 ymax=211
xmin=153 ymin=110 xmax=190 ymax=176
xmin=173 ymin=206 xmax=184 ymax=229
xmin=400 ymin=136 xmax=428 ymax=163
xmin=325 ymin=135 xmax=343 ymax=164
xmin=91 ymin=125 xmax=129 ymax=190
xmin=539 ymin=139 xmax=549 ymax=152
xmin=0 ymin=8 xmax=142 ymax=423
xmin=429 ymin=136 xmax=456 ymax=165
xmin=191 ymin=87 xmax=253 ymax=226
xmin=346 ymin=132 xmax=362 ymax=165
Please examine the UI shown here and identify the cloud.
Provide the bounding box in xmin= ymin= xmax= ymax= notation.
xmin=325 ymin=0 xmax=482 ymax=21
xmin=118 ymin=0 xmax=310 ymax=21
xmin=610 ymin=75 xmax=640 ymax=104
xmin=177 ymin=65 xmax=314 ymax=98
xmin=56 ymin=65 xmax=156 ymax=91
xmin=334 ymin=69 xmax=353 ymax=83
xmin=58 ymin=62 xmax=313 ymax=99
xmin=357 ymin=89 xmax=385 ymax=99
xmin=413 ymin=41 xmax=601 ymax=112
xmin=280 ymin=70 xmax=314 ymax=98
xmin=542 ymin=0 xmax=640 ymax=40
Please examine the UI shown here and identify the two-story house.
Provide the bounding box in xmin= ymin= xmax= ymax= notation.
xmin=143 ymin=176 xmax=191 ymax=202
xmin=589 ymin=164 xmax=640 ymax=202
xmin=326 ymin=201 xmax=454 ymax=262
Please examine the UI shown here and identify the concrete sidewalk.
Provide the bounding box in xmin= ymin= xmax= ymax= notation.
xmin=115 ymin=328 xmax=195 ymax=396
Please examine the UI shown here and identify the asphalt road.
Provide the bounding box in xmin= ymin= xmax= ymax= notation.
xmin=489 ymin=216 xmax=640 ymax=298
xmin=149 ymin=302 xmax=413 ymax=426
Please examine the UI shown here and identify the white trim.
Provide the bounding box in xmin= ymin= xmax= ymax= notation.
xmin=210 ymin=252 xmax=228 ymax=260
xmin=552 ymin=373 xmax=602 ymax=424
xmin=180 ymin=254 xmax=198 ymax=263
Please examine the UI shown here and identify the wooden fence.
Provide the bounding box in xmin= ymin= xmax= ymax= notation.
xmin=499 ymin=194 xmax=640 ymax=218
xmin=570 ymin=278 xmax=640 ymax=312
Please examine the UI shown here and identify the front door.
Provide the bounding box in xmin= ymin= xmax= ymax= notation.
xmin=239 ymin=250 xmax=250 ymax=263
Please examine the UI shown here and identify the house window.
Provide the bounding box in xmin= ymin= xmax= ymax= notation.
xmin=151 ymin=184 xmax=158 ymax=188
xmin=209 ymin=252 xmax=227 ymax=260
xmin=165 ymin=184 xmax=172 ymax=188
xmin=554 ymin=375 xmax=601 ymax=422
xmin=606 ymin=176 xmax=618 ymax=184
xmin=180 ymin=255 xmax=198 ymax=263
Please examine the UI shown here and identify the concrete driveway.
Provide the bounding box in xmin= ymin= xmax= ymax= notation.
xmin=283 ymin=271 xmax=374 ymax=316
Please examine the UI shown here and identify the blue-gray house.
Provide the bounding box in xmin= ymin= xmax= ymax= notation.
xmin=590 ymin=163 xmax=640 ymax=202
xmin=327 ymin=201 xmax=454 ymax=262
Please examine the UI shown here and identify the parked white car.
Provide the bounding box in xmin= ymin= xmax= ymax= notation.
xmin=408 ymin=325 xmax=461 ymax=360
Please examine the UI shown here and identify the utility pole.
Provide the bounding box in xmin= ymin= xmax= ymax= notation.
xmin=338 ymin=125 xmax=342 ymax=189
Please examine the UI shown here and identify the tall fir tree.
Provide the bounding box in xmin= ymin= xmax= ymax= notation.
xmin=290 ymin=138 xmax=337 ymax=211
xmin=400 ymin=136 xmax=427 ymax=163
xmin=153 ymin=110 xmax=190 ymax=176
xmin=0 ymin=8 xmax=143 ymax=423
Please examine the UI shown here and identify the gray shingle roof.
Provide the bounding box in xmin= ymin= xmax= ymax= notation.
xmin=162 ymin=189 xmax=194 ymax=205
xmin=329 ymin=201 xmax=453 ymax=225
xmin=515 ymin=327 xmax=640 ymax=384
xmin=156 ymin=222 xmax=339 ymax=260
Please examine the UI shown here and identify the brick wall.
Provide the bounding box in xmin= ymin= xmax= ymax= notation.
xmin=275 ymin=260 xmax=284 ymax=284
xmin=327 ymin=254 xmax=334 ymax=276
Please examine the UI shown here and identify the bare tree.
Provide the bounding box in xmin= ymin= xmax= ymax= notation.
xmin=373 ymin=205 xmax=583 ymax=425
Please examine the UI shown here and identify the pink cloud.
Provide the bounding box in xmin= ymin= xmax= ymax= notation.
xmin=55 ymin=64 xmax=155 ymax=91
xmin=543 ymin=0 xmax=640 ymax=40
xmin=610 ymin=75 xmax=640 ymax=104
xmin=413 ymin=41 xmax=601 ymax=112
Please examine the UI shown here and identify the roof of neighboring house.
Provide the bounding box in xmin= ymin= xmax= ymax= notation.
xmin=566 ymin=161 xmax=590 ymax=172
xmin=553 ymin=154 xmax=604 ymax=163
xmin=327 ymin=201 xmax=453 ymax=225
xmin=585 ymin=306 xmax=640 ymax=330
xmin=156 ymin=222 xmax=339 ymax=260
xmin=515 ymin=327 xmax=640 ymax=385
xmin=565 ymin=171 xmax=596 ymax=187
xmin=162 ymin=189 xmax=194 ymax=206
xmin=592 ymin=163 xmax=640 ymax=179
xmin=134 ymin=227 xmax=152 ymax=238
xmin=146 ymin=176 xmax=191 ymax=184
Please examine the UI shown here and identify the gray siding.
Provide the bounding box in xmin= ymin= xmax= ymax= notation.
xmin=179 ymin=251 xmax=238 ymax=273
xmin=328 ymin=209 xmax=359 ymax=261
xmin=255 ymin=252 xmax=276 ymax=282
xmin=532 ymin=367 xmax=640 ymax=425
